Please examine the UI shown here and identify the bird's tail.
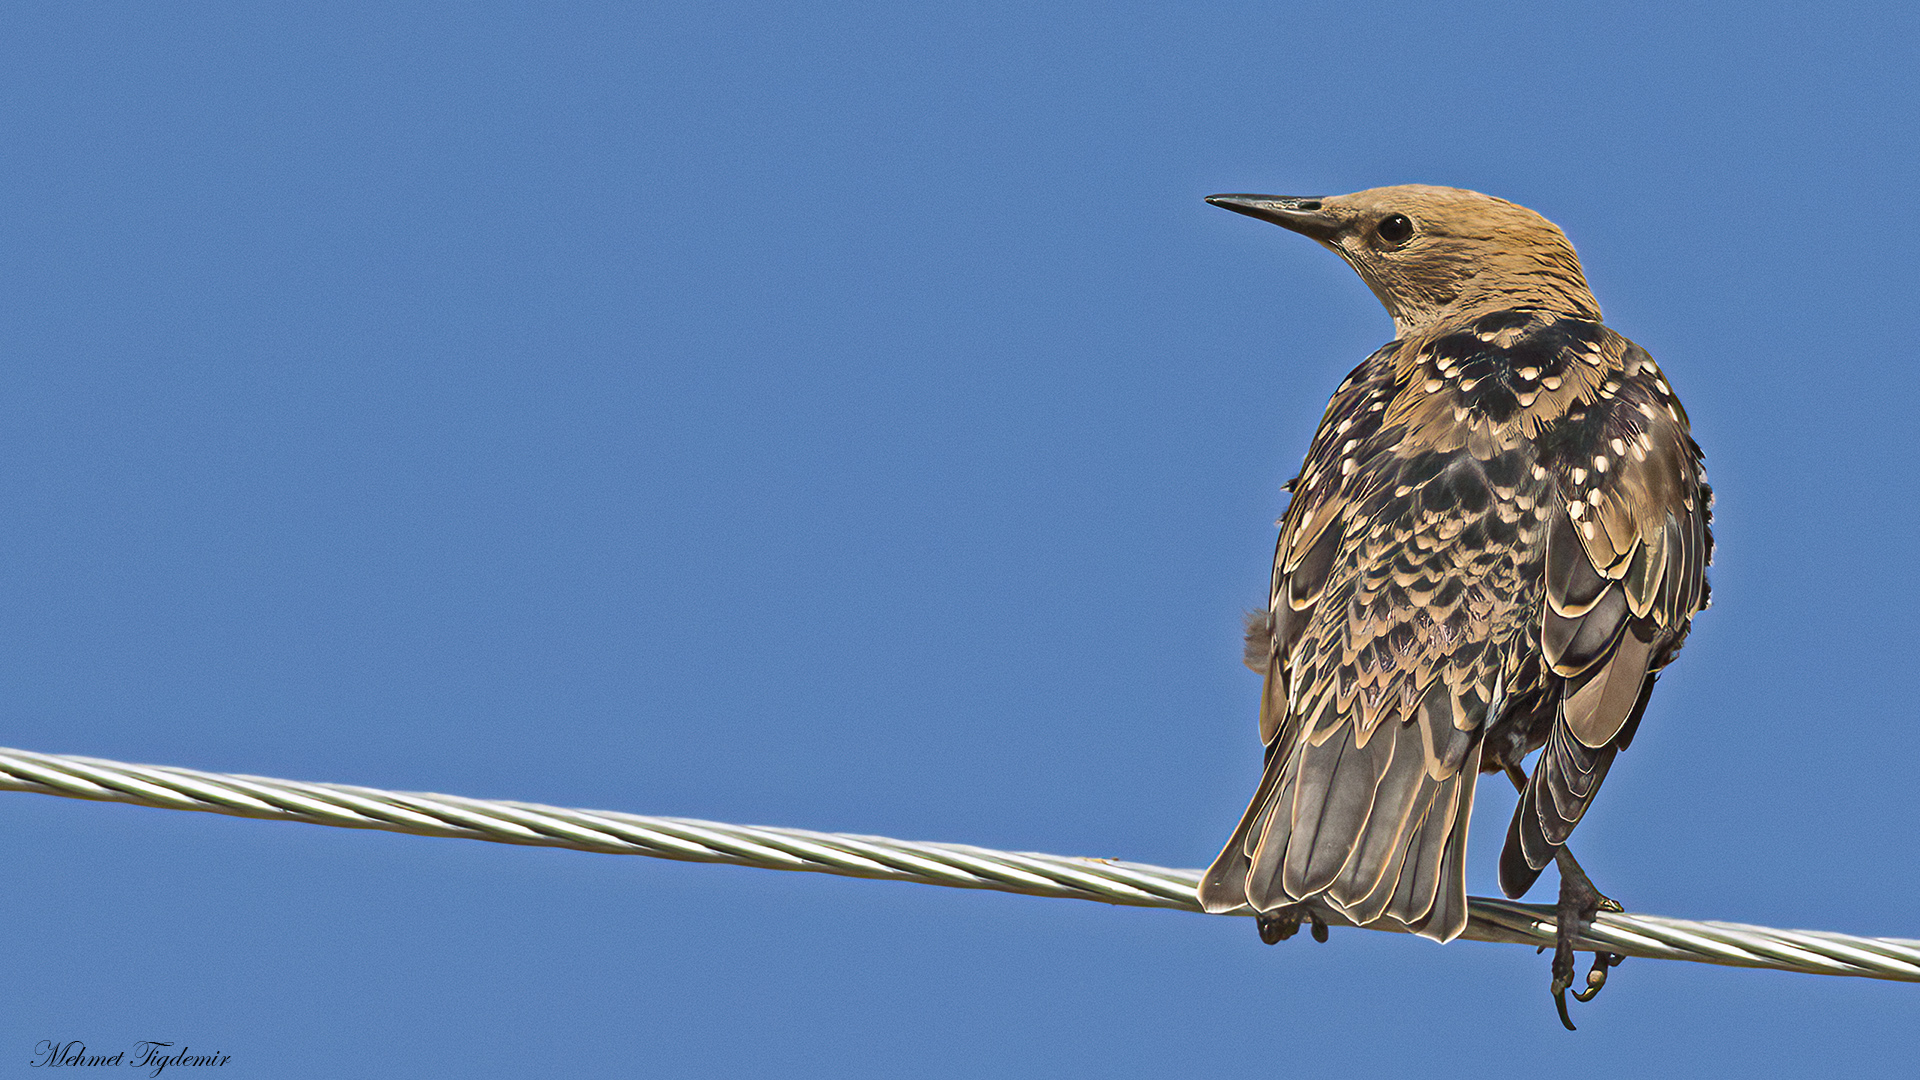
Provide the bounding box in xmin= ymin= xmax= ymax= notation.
xmin=1199 ymin=682 xmax=1483 ymax=942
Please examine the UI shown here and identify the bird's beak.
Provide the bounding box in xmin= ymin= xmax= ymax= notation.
xmin=1206 ymin=194 xmax=1341 ymax=240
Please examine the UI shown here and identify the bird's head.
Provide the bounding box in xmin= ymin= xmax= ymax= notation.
xmin=1207 ymin=184 xmax=1601 ymax=338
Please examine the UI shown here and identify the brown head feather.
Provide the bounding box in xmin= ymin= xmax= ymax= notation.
xmin=1216 ymin=185 xmax=1601 ymax=336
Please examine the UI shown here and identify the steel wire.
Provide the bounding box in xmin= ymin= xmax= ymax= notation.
xmin=2 ymin=746 xmax=1914 ymax=983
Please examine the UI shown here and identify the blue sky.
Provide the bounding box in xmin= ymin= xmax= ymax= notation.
xmin=1 ymin=3 xmax=1915 ymax=1076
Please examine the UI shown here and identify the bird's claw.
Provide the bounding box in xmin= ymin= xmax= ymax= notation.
xmin=1256 ymin=906 xmax=1302 ymax=944
xmin=1571 ymin=952 xmax=1623 ymax=1003
xmin=1549 ymin=949 xmax=1621 ymax=1029
xmin=1254 ymin=905 xmax=1329 ymax=946
xmin=1549 ymin=852 xmax=1622 ymax=1031
xmin=1550 ymin=939 xmax=1579 ymax=1030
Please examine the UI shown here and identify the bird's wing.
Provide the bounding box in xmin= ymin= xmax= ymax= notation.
xmin=1498 ymin=339 xmax=1712 ymax=897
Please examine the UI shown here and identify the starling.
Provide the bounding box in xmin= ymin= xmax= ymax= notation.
xmin=1195 ymin=186 xmax=1711 ymax=1028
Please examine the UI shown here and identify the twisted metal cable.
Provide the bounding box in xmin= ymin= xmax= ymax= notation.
xmin=1 ymin=745 xmax=1914 ymax=984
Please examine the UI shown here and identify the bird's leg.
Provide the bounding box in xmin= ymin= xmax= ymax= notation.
xmin=1254 ymin=904 xmax=1330 ymax=945
xmin=1550 ymin=849 xmax=1625 ymax=1029
xmin=1561 ymin=842 xmax=1625 ymax=1006
xmin=1502 ymin=762 xmax=1624 ymax=1030
xmin=1500 ymin=760 xmax=1529 ymax=794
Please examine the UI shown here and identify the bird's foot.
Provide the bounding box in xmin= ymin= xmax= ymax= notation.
xmin=1571 ymin=952 xmax=1625 ymax=1003
xmin=1256 ymin=906 xmax=1299 ymax=944
xmin=1255 ymin=905 xmax=1328 ymax=945
xmin=1549 ymin=851 xmax=1623 ymax=1031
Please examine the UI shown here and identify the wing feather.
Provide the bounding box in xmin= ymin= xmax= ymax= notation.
xmin=1498 ymin=344 xmax=1710 ymax=897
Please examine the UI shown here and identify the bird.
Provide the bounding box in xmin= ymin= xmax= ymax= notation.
xmin=1195 ymin=185 xmax=1711 ymax=1029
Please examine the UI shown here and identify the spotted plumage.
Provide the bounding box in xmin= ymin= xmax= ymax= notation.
xmin=1195 ymin=186 xmax=1711 ymax=1019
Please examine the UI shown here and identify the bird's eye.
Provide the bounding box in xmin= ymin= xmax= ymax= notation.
xmin=1375 ymin=213 xmax=1414 ymax=246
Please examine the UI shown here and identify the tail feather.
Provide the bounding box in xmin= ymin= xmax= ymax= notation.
xmin=1242 ymin=753 xmax=1300 ymax=912
xmin=1410 ymin=741 xmax=1480 ymax=941
xmin=1382 ymin=770 xmax=1457 ymax=928
xmin=1342 ymin=773 xmax=1434 ymax=926
xmin=1197 ymin=743 xmax=1289 ymax=913
xmin=1208 ymin=696 xmax=1484 ymax=941
xmin=1327 ymin=720 xmax=1428 ymax=916
xmin=1281 ymin=726 xmax=1394 ymax=899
